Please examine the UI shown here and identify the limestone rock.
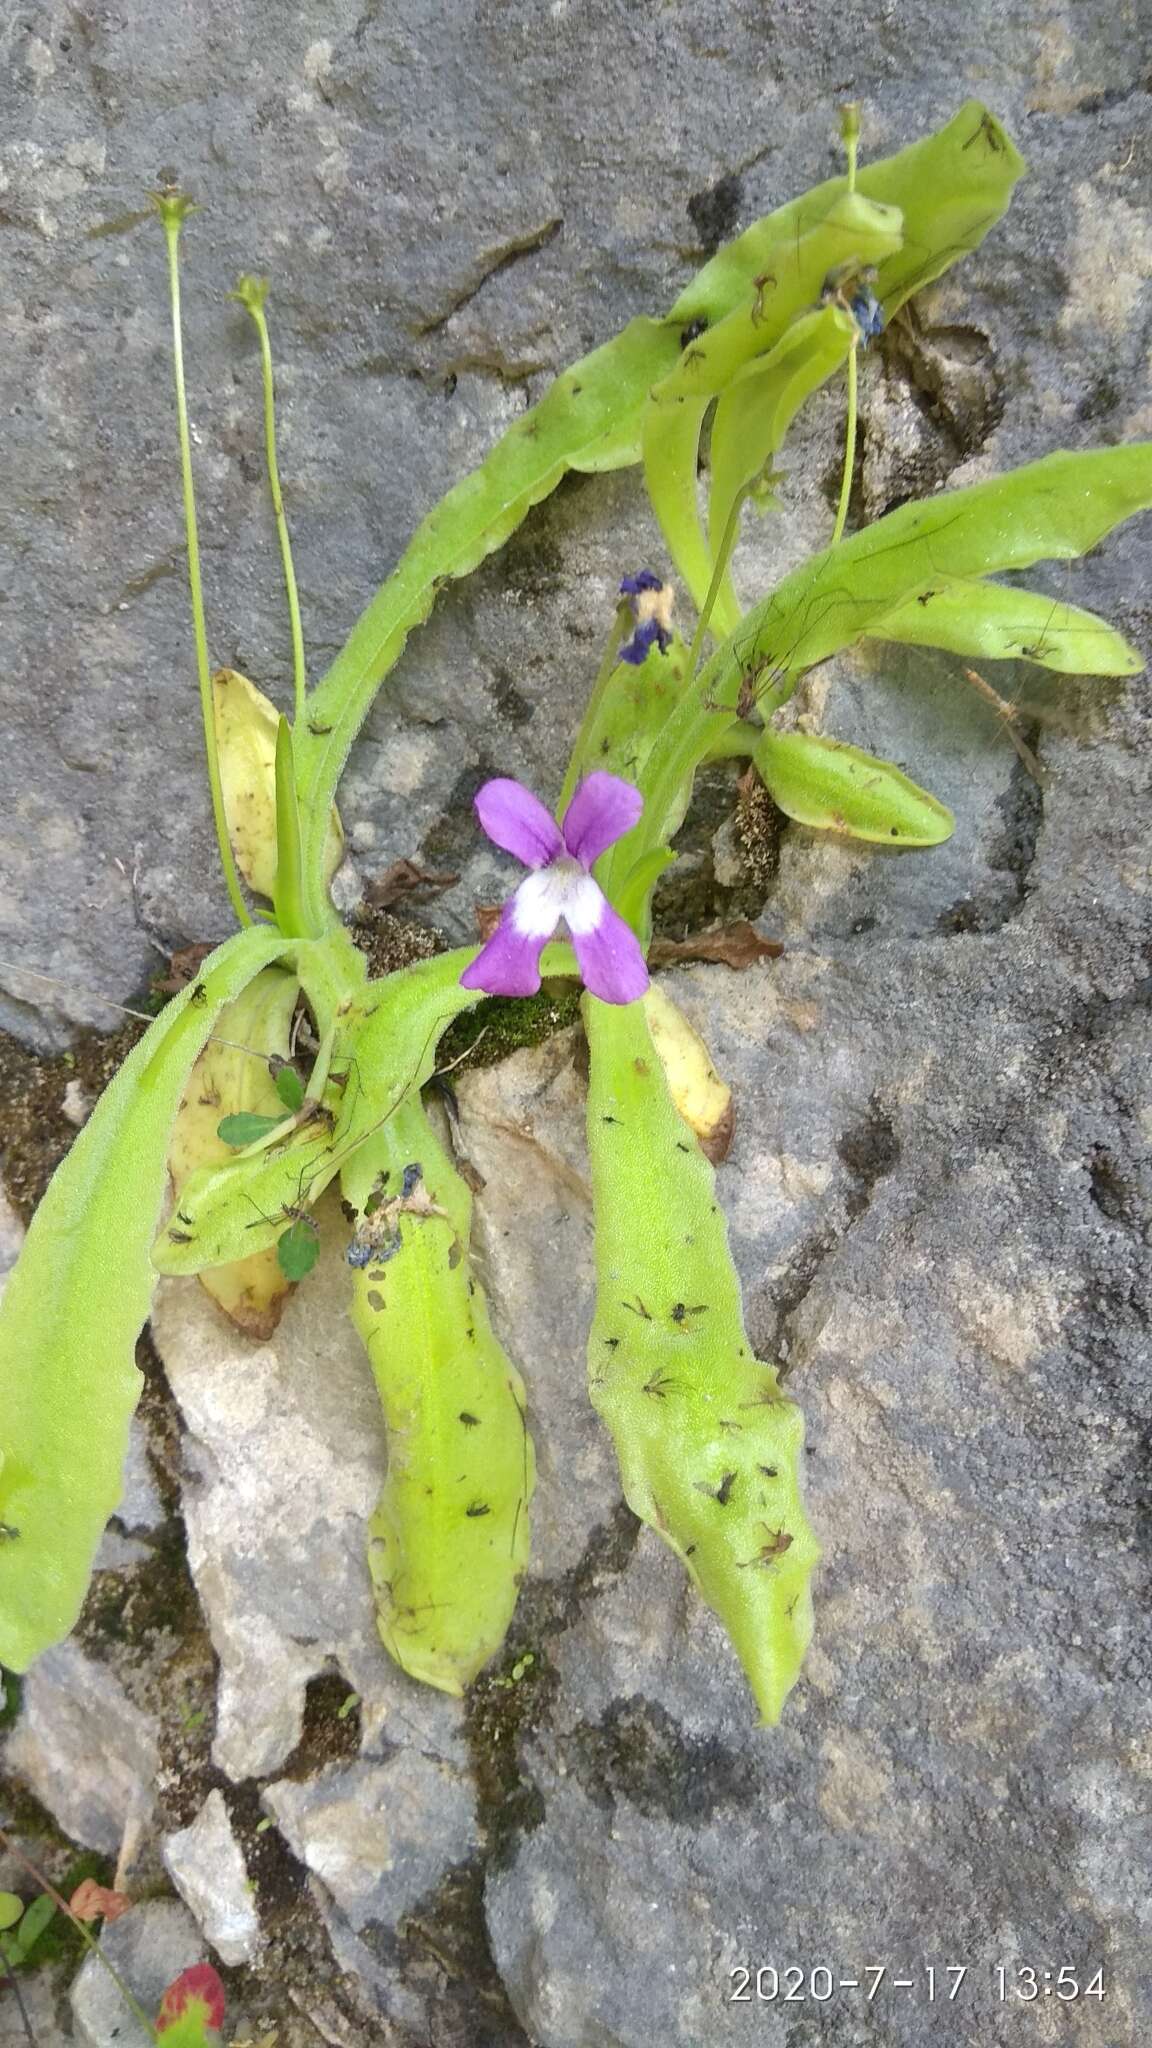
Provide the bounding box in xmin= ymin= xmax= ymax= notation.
xmin=162 ymin=1788 xmax=262 ymax=1967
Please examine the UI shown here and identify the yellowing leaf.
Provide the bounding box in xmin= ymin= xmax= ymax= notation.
xmin=167 ymin=966 xmax=300 ymax=1338
xmin=644 ymin=984 xmax=734 ymax=1163
xmin=213 ymin=669 xmax=343 ymax=900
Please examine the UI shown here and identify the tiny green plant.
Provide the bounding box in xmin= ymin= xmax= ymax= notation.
xmin=1 ymin=103 xmax=1149 ymax=1726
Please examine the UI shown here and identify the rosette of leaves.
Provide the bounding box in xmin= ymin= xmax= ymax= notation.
xmin=2 ymin=103 xmax=1150 ymax=1739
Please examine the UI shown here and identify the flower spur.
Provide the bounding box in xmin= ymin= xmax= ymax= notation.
xmin=460 ymin=772 xmax=649 ymax=1005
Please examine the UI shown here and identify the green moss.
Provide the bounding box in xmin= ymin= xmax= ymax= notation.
xmin=437 ymin=985 xmax=583 ymax=1076
xmin=0 ymin=1672 xmax=22 ymax=1733
xmin=18 ymin=1850 xmax=114 ymax=1971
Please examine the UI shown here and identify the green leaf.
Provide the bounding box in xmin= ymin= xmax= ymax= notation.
xmin=343 ymin=1100 xmax=534 ymax=1695
xmin=706 ymin=305 xmax=856 ymax=627
xmin=866 ymin=574 xmax=1144 ymax=675
xmin=754 ymin=729 xmax=954 ymax=846
xmin=0 ymin=924 xmax=287 ymax=1672
xmin=0 ymin=1893 xmax=22 ymax=1933
xmin=625 ymin=444 xmax=1152 ymax=881
xmin=153 ymin=948 xmax=483 ymax=1276
xmin=644 ymin=198 xmax=902 ymax=620
xmin=583 ymin=996 xmax=820 ymax=1724
xmin=272 ymin=714 xmax=308 ymax=938
xmin=276 ymin=1219 xmax=319 ymax=1281
xmin=11 ymin=1893 xmax=55 ymax=1963
xmin=670 ymin=102 xmax=1024 ymax=328
xmin=273 ymin=1062 xmax=306 ymax=1113
xmin=216 ymin=1111 xmax=287 ymax=1148
xmin=294 ymin=102 xmax=1025 ymax=930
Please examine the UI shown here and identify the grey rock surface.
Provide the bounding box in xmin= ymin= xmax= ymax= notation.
xmin=163 ymin=1787 xmax=262 ymax=1966
xmin=149 ymin=1193 xmax=472 ymax=1780
xmin=4 ymin=1638 xmax=159 ymax=1854
xmin=70 ymin=1900 xmax=204 ymax=2048
xmin=2 ymin=4 xmax=1151 ymax=2047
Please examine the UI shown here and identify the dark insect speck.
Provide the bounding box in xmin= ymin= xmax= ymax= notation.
xmin=466 ymin=1501 xmax=491 ymax=1518
xmin=459 ymin=1412 xmax=480 ymax=1428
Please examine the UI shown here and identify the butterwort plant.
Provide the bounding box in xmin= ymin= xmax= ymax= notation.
xmin=461 ymin=774 xmax=649 ymax=1003
xmin=1 ymin=104 xmax=1150 ymax=1726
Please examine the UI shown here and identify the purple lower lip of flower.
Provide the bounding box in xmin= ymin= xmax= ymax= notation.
xmin=619 ymin=617 xmax=673 ymax=666
xmin=459 ymin=772 xmax=649 ymax=1005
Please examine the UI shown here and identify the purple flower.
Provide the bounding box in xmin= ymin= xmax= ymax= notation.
xmin=460 ymin=773 xmax=650 ymax=1006
xmin=849 ymin=284 xmax=884 ymax=343
xmin=619 ymin=570 xmax=675 ymax=666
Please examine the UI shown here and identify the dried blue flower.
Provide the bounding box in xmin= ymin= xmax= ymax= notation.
xmin=619 ymin=571 xmax=674 ymax=665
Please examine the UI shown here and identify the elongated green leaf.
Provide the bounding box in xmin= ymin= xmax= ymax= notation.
xmin=293 ymin=315 xmax=684 ymax=927
xmin=620 ymin=444 xmax=1152 ymax=894
xmin=0 ymin=925 xmax=287 ymax=1671
xmin=867 ymin=573 xmax=1144 ymax=674
xmin=295 ymin=102 xmax=1025 ymax=928
xmin=153 ymin=948 xmax=483 ymax=1275
xmin=670 ymin=102 xmax=1024 ymax=327
xmin=754 ymin=729 xmax=954 ymax=845
xmin=344 ymin=1101 xmax=534 ymax=1695
xmin=583 ymin=996 xmax=820 ymax=1724
xmin=707 ymin=305 xmax=855 ymax=628
xmin=643 ymin=201 xmax=901 ymax=622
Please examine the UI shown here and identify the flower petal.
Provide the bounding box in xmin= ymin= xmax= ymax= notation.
xmin=561 ymin=772 xmax=644 ymax=868
xmin=473 ymin=779 xmax=563 ymax=869
xmin=460 ymin=898 xmax=550 ymax=997
xmin=570 ymin=896 xmax=650 ymax=1006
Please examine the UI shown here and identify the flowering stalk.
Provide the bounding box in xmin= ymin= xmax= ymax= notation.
xmin=153 ymin=192 xmax=250 ymax=930
xmin=231 ymin=275 xmax=308 ymax=728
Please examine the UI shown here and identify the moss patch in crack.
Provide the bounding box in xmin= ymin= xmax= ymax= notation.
xmin=563 ymin=1696 xmax=758 ymax=1822
xmin=463 ymin=1502 xmax=639 ymax=1869
xmin=437 ymin=985 xmax=583 ymax=1077
xmin=388 ymin=1858 xmax=532 ymax=2048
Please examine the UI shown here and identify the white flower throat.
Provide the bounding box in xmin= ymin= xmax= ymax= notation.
xmin=512 ymin=858 xmax=604 ymax=938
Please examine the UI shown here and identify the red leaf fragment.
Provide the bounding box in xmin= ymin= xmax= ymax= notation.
xmin=157 ymin=1962 xmax=226 ymax=2035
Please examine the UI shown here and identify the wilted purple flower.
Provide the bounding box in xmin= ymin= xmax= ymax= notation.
xmin=849 ymin=283 xmax=884 ymax=342
xmin=460 ymin=773 xmax=649 ymax=1005
xmin=619 ymin=570 xmax=675 ymax=666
